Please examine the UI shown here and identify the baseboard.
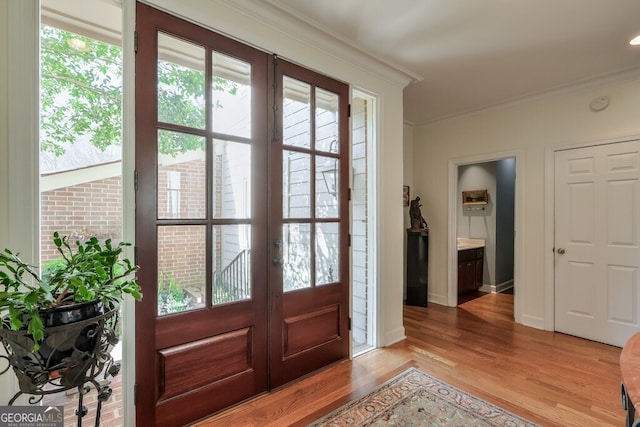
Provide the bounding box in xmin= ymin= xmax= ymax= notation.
xmin=428 ymin=293 xmax=448 ymax=306
xmin=479 ymin=284 xmax=493 ymax=293
xmin=479 ymin=280 xmax=514 ymax=294
xmin=496 ymin=280 xmax=514 ymax=293
xmin=383 ymin=327 xmax=406 ymax=347
xmin=522 ymin=314 xmax=545 ymax=330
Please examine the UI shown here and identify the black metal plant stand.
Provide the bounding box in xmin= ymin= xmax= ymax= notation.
xmin=0 ymin=306 xmax=120 ymax=427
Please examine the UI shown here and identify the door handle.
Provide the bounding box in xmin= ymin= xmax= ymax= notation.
xmin=273 ymin=239 xmax=283 ymax=266
xmin=557 ymin=248 xmax=566 ymax=254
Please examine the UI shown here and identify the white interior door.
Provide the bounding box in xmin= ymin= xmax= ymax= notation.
xmin=555 ymin=140 xmax=640 ymax=347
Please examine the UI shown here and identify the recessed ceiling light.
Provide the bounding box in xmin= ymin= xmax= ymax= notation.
xmin=630 ymin=35 xmax=640 ymax=46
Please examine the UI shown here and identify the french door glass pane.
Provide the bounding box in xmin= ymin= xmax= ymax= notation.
xmin=316 ymin=222 xmax=339 ymax=286
xmin=213 ymin=139 xmax=251 ymax=219
xmin=316 ymin=156 xmax=339 ymax=218
xmin=212 ymin=224 xmax=251 ymax=305
xmin=283 ymin=223 xmax=311 ymax=291
xmin=211 ymin=52 xmax=251 ymax=138
xmin=157 ymin=130 xmax=206 ymax=219
xmin=283 ymin=150 xmax=311 ymax=219
xmin=315 ymin=88 xmax=339 ymax=153
xmin=157 ymin=225 xmax=206 ymax=316
xmin=283 ymin=76 xmax=311 ymax=149
xmin=157 ymin=32 xmax=205 ymax=129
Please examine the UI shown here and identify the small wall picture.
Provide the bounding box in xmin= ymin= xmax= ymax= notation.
xmin=403 ymin=185 xmax=410 ymax=207
xmin=462 ymin=189 xmax=488 ymax=205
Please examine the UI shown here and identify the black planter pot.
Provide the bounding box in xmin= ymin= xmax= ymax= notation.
xmin=0 ymin=301 xmax=119 ymax=393
xmin=34 ymin=299 xmax=106 ymax=369
xmin=38 ymin=299 xmax=105 ymax=327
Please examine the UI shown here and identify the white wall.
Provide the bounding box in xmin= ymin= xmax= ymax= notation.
xmin=412 ymin=74 xmax=640 ymax=326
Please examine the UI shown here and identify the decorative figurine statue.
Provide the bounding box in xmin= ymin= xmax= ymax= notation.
xmin=409 ymin=196 xmax=428 ymax=230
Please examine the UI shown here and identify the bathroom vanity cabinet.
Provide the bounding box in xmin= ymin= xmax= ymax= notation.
xmin=457 ymin=247 xmax=484 ymax=295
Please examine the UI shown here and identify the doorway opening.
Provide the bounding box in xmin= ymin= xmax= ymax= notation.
xmin=456 ymin=159 xmax=515 ymax=306
xmin=448 ymin=151 xmax=524 ymax=324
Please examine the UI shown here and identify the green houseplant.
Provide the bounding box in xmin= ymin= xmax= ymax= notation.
xmin=0 ymin=232 xmax=142 ymax=351
xmin=0 ymin=232 xmax=142 ymax=409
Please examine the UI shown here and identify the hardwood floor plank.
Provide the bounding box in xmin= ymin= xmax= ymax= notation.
xmin=194 ymin=292 xmax=625 ymax=426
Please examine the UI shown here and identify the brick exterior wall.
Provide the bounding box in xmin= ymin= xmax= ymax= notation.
xmin=41 ymin=176 xmax=123 ymax=263
xmin=41 ymin=159 xmax=208 ymax=295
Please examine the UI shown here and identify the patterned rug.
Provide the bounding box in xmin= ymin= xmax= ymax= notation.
xmin=308 ymin=368 xmax=539 ymax=426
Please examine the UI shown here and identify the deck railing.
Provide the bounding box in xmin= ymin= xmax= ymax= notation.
xmin=213 ymin=249 xmax=251 ymax=304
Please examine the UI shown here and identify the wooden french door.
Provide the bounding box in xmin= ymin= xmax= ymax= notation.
xmin=135 ymin=4 xmax=349 ymax=426
xmin=269 ymin=60 xmax=350 ymax=387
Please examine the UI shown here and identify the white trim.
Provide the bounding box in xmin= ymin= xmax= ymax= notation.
xmin=522 ymin=314 xmax=545 ymax=330
xmin=422 ymin=66 xmax=640 ymax=126
xmin=222 ymin=0 xmax=420 ymax=87
xmin=448 ymin=150 xmax=524 ymax=326
xmin=479 ymin=279 xmax=513 ymax=294
xmin=383 ymin=327 xmax=407 ymax=347
xmin=3 ymin=0 xmax=40 ymax=406
xmin=543 ymin=132 xmax=640 ymax=333
xmin=122 ymin=0 xmax=136 ymax=425
xmin=8 ymin=1 xmax=39 ymax=259
xmin=366 ymin=92 xmax=379 ymax=350
xmin=143 ymin=0 xmax=415 ymax=89
xmin=41 ymin=162 xmax=121 ymax=192
xmin=428 ymin=293 xmax=448 ymax=306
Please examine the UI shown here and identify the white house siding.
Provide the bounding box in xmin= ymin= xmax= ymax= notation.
xmin=351 ymin=97 xmax=369 ymax=348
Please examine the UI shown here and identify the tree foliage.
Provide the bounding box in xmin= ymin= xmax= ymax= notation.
xmin=40 ymin=26 xmax=122 ymax=156
xmin=40 ymin=25 xmax=237 ymax=157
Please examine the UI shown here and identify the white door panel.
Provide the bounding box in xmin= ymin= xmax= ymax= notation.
xmin=555 ymin=140 xmax=640 ymax=347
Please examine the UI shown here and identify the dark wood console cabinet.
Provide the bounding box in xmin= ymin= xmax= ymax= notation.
xmin=457 ymin=247 xmax=484 ymax=295
xmin=406 ymin=230 xmax=428 ymax=307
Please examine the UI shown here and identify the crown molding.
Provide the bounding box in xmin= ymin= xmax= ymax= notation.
xmin=419 ymin=65 xmax=640 ymax=126
xmin=219 ymin=0 xmax=420 ymax=88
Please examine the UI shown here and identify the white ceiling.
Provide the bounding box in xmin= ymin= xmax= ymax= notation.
xmin=267 ymin=0 xmax=640 ymax=125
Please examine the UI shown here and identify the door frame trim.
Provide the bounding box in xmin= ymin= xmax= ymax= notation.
xmin=447 ymin=150 xmax=524 ymax=325
xmin=543 ymin=133 xmax=640 ymax=332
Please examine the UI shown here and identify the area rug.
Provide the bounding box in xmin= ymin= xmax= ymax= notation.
xmin=308 ymin=368 xmax=539 ymax=426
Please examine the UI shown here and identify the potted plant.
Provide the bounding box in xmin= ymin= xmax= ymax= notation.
xmin=0 ymin=232 xmax=142 ymax=394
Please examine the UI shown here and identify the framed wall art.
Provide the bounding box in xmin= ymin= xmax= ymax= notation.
xmin=462 ymin=189 xmax=488 ymax=205
xmin=403 ymin=185 xmax=410 ymax=207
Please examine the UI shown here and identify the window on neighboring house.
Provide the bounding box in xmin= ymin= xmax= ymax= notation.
xmin=166 ymin=170 xmax=181 ymax=218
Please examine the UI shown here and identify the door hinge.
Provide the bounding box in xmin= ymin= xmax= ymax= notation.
xmin=348 ymin=188 xmax=352 ymax=201
xmin=134 ymin=246 xmax=138 ymax=266
xmin=134 ymin=384 xmax=138 ymax=405
xmin=348 ymin=234 xmax=352 ymax=247
xmin=348 ymin=104 xmax=351 ymax=118
xmin=348 ymin=317 xmax=352 ymax=331
xmin=134 ymin=169 xmax=138 ymax=192
xmin=134 ymin=31 xmax=138 ymax=54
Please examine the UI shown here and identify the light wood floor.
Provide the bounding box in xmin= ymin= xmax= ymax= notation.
xmin=195 ymin=292 xmax=624 ymax=426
